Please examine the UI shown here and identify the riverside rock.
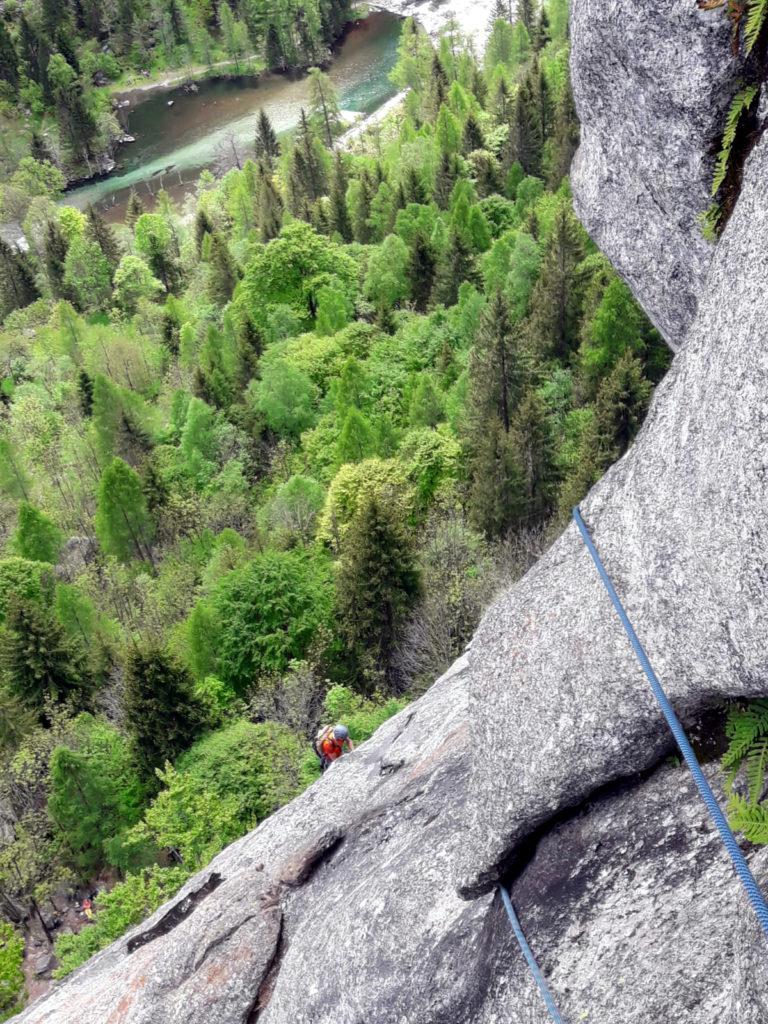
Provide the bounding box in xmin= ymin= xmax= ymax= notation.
xmin=15 ymin=1 xmax=768 ymax=1021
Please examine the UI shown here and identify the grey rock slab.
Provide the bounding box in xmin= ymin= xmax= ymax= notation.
xmin=458 ymin=123 xmax=768 ymax=897
xmin=570 ymin=0 xmax=744 ymax=349
xmin=476 ymin=764 xmax=768 ymax=1024
xmin=14 ymin=658 xmax=476 ymax=1024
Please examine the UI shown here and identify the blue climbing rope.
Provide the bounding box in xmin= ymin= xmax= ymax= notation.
xmin=498 ymin=885 xmax=567 ymax=1023
xmin=572 ymin=505 xmax=768 ymax=940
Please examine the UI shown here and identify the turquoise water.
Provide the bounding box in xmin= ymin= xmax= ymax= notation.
xmin=65 ymin=12 xmax=402 ymax=217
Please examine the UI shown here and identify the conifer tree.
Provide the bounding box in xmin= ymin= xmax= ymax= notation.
xmin=265 ymin=24 xmax=288 ymax=71
xmin=12 ymin=503 xmax=64 ymax=564
xmin=307 ymin=67 xmax=342 ymax=146
xmin=207 ymin=231 xmax=239 ymax=304
xmin=94 ymin=457 xmax=155 ymax=563
xmin=467 ymin=420 xmax=524 ymax=538
xmin=408 ymin=376 xmax=443 ymax=427
xmin=534 ymin=5 xmax=551 ymax=49
xmin=509 ymin=390 xmax=557 ymax=524
xmin=592 ymin=351 xmax=652 ymax=465
xmin=0 ymin=240 xmax=40 ymax=313
xmin=561 ymin=354 xmax=652 ymax=510
xmin=194 ymin=208 xmax=214 ymax=256
xmin=86 ymin=205 xmax=120 ymax=271
xmin=468 ymin=291 xmax=528 ymax=435
xmin=329 ymin=152 xmax=352 ymax=241
xmin=43 ymin=220 xmax=69 ymax=299
xmin=335 ymin=494 xmax=420 ymax=692
xmin=30 ymin=131 xmax=50 ymax=163
xmin=407 ymin=231 xmax=437 ymax=313
xmin=0 ymin=19 xmax=18 ymax=88
xmin=507 ymin=73 xmax=543 ymax=177
xmin=125 ymin=190 xmax=145 ymax=229
xmin=434 ymin=152 xmax=458 ymax=210
xmin=549 ymin=79 xmax=580 ymax=187
xmin=432 ymin=229 xmax=478 ymax=307
xmin=255 ymin=109 xmax=281 ymax=162
xmin=349 ymin=169 xmax=374 ymax=243
xmin=517 ymin=0 xmax=536 ymax=34
xmin=3 ymin=597 xmax=92 ymax=713
xmin=425 ymin=51 xmax=448 ymax=119
xmin=462 ymin=112 xmax=485 ymax=154
xmin=258 ymin=166 xmax=284 ymax=243
xmin=403 ymin=165 xmax=427 ymax=205
xmin=489 ymin=0 xmax=513 ymax=25
xmin=290 ymin=108 xmax=327 ymax=204
xmin=48 ymin=54 xmax=97 ymax=161
xmin=91 ymin=374 xmax=153 ymax=466
xmin=122 ymin=644 xmax=207 ymax=781
xmin=236 ymin=317 xmax=262 ymax=389
xmin=77 ymin=369 xmax=94 ymax=417
xmin=48 ymin=742 xmax=143 ymax=875
xmin=527 ymin=201 xmax=586 ymax=358
xmin=336 ymin=408 xmax=375 ymax=464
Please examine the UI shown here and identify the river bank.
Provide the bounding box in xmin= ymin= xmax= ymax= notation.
xmin=64 ymin=11 xmax=405 ymax=220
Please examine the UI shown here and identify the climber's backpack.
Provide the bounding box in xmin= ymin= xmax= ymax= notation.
xmin=314 ymin=725 xmax=334 ymax=756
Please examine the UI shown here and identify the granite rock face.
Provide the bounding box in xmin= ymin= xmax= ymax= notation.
xmin=570 ymin=0 xmax=742 ymax=349
xmin=15 ymin=1 xmax=768 ymax=1021
xmin=15 ymin=662 xmax=768 ymax=1024
xmin=457 ymin=117 xmax=768 ymax=902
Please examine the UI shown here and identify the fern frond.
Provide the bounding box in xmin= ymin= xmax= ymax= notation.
xmin=711 ymin=83 xmax=759 ymax=196
xmin=722 ymin=698 xmax=768 ymax=769
xmin=744 ymin=0 xmax=768 ymax=53
xmin=746 ymin=736 xmax=768 ymax=804
xmin=729 ymin=796 xmax=768 ymax=844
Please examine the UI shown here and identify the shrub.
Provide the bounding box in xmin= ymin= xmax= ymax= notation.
xmin=211 ymin=549 xmax=334 ymax=691
xmin=53 ymin=866 xmax=190 ymax=979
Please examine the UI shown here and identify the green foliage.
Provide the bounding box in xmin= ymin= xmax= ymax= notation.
xmin=723 ymin=700 xmax=768 ymax=844
xmin=0 ymin=6 xmax=666 ymax=981
xmin=48 ymin=715 xmax=146 ymax=875
xmin=744 ymin=0 xmax=768 ymax=53
xmin=95 ymin=458 xmax=155 ymax=563
xmin=249 ymin=359 xmax=316 ymax=437
xmin=241 ymin=222 xmax=356 ymax=326
xmin=0 ymin=923 xmax=24 ymax=1021
xmin=324 ymin=685 xmax=409 ymax=743
xmin=53 ymin=866 xmax=190 ymax=979
xmin=335 ymin=493 xmax=420 ymax=691
xmin=10 ymin=503 xmax=64 ymax=564
xmin=711 ymin=84 xmax=759 ymax=197
xmin=123 ymin=644 xmax=208 ymax=780
xmin=3 ymin=596 xmax=93 ymax=712
xmin=211 ymin=549 xmax=334 ymax=691
xmin=261 ymin=475 xmax=325 ymax=545
xmin=0 ymin=557 xmax=55 ymax=623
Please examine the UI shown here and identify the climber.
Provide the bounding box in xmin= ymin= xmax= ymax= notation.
xmin=314 ymin=723 xmax=355 ymax=771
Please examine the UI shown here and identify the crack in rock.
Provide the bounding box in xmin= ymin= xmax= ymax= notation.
xmin=126 ymin=873 xmax=223 ymax=954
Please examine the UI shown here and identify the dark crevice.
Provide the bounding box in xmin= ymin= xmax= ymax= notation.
xmin=483 ymin=705 xmax=732 ymax=899
xmin=125 ymin=872 xmax=223 ymax=954
xmin=242 ymin=829 xmax=345 ymax=1020
xmin=245 ymin=910 xmax=285 ymax=1023
xmin=193 ymin=913 xmax=258 ymax=971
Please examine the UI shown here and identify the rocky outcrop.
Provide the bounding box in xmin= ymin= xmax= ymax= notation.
xmin=15 ymin=2 xmax=768 ymax=1021
xmin=570 ymin=0 xmax=743 ymax=350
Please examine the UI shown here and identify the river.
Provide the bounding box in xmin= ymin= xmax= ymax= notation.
xmin=64 ymin=11 xmax=403 ymax=221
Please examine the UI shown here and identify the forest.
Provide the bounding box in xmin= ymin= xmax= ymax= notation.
xmin=0 ymin=0 xmax=681 ymax=1016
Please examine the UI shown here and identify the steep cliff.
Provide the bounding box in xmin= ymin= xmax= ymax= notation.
xmin=15 ymin=3 xmax=768 ymax=1022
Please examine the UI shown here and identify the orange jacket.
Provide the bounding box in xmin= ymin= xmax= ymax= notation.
xmin=319 ymin=734 xmax=345 ymax=761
